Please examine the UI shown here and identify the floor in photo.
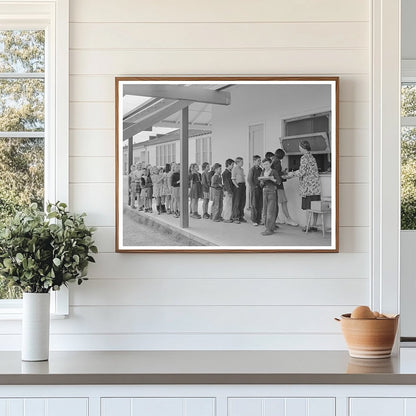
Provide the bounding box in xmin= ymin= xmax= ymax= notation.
xmin=123 ymin=204 xmax=331 ymax=247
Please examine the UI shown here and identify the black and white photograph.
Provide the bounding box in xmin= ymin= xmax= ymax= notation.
xmin=116 ymin=77 xmax=339 ymax=252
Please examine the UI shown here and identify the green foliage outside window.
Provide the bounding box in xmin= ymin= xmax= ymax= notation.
xmin=401 ymin=84 xmax=416 ymax=230
xmin=0 ymin=30 xmax=45 ymax=298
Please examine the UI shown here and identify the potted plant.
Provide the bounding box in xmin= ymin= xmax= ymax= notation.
xmin=0 ymin=202 xmax=97 ymax=361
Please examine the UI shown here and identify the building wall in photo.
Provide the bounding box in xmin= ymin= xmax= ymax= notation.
xmin=0 ymin=0 xmax=371 ymax=351
xmin=210 ymin=84 xmax=332 ymax=226
xmin=211 ymin=84 xmax=331 ymax=165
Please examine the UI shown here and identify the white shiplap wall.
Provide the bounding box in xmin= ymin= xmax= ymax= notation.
xmin=47 ymin=0 xmax=372 ymax=350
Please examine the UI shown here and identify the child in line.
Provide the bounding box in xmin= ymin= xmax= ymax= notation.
xmin=207 ymin=165 xmax=216 ymax=218
xmin=189 ymin=163 xmax=203 ymax=219
xmin=247 ymin=155 xmax=263 ymax=226
xmin=274 ymin=149 xmax=298 ymax=226
xmin=260 ymin=158 xmax=280 ymax=236
xmin=201 ymin=162 xmax=211 ymax=219
xmin=151 ymin=166 xmax=164 ymax=214
xmin=129 ymin=164 xmax=140 ymax=208
xmin=165 ymin=163 xmax=174 ymax=214
xmin=160 ymin=167 xmax=169 ymax=213
xmin=210 ymin=163 xmax=223 ymax=222
xmin=222 ymin=158 xmax=235 ymax=223
xmin=231 ymin=157 xmax=246 ymax=224
xmin=171 ymin=163 xmax=181 ymax=218
xmin=141 ymin=168 xmax=153 ymax=213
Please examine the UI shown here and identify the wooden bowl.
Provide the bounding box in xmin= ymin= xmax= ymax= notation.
xmin=336 ymin=313 xmax=399 ymax=359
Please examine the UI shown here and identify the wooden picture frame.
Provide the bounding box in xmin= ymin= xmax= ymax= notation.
xmin=115 ymin=77 xmax=339 ymax=253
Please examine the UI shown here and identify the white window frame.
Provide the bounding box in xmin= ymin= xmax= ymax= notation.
xmin=0 ymin=0 xmax=69 ymax=317
xmin=371 ymin=0 xmax=401 ymax=327
xmin=195 ymin=135 xmax=212 ymax=166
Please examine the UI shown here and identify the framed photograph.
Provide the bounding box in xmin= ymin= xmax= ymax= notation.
xmin=115 ymin=77 xmax=339 ymax=253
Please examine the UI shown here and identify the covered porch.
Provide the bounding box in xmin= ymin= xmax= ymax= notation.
xmin=121 ymin=82 xmax=232 ymax=229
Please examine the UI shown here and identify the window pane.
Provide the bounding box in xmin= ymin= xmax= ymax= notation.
xmin=402 ymin=84 xmax=416 ymax=117
xmin=401 ymin=127 xmax=416 ymax=230
xmin=0 ymin=79 xmax=44 ymax=132
xmin=285 ymin=114 xmax=329 ymax=136
xmin=0 ymin=137 xmax=44 ymax=215
xmin=0 ymin=137 xmax=44 ymax=299
xmin=0 ymin=31 xmax=45 ymax=300
xmin=0 ymin=30 xmax=45 ymax=73
xmin=196 ymin=138 xmax=201 ymax=165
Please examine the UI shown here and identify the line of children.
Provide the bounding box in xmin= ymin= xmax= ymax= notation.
xmin=127 ymin=148 xmax=300 ymax=236
xmin=128 ymin=163 xmax=170 ymax=214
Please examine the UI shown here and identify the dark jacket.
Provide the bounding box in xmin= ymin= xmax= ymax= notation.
xmin=141 ymin=175 xmax=152 ymax=188
xmin=271 ymin=157 xmax=284 ymax=189
xmin=247 ymin=165 xmax=263 ymax=189
xmin=201 ymin=171 xmax=211 ymax=193
xmin=222 ymin=168 xmax=235 ymax=193
xmin=171 ymin=172 xmax=180 ymax=187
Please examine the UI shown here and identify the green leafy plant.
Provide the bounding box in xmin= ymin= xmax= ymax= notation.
xmin=0 ymin=202 xmax=97 ymax=293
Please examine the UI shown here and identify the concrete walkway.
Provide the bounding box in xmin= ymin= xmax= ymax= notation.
xmin=124 ymin=202 xmax=331 ymax=248
xmin=123 ymin=213 xmax=185 ymax=247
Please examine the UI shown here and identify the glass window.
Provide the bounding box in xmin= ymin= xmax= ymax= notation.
xmin=402 ymin=84 xmax=416 ymax=118
xmin=282 ymin=112 xmax=331 ymax=173
xmin=401 ymin=82 xmax=416 ymax=230
xmin=156 ymin=145 xmax=160 ymax=166
xmin=0 ymin=2 xmax=69 ymax=315
xmin=0 ymin=30 xmax=45 ymax=300
xmin=195 ymin=138 xmax=201 ymax=165
xmin=195 ymin=136 xmax=211 ymax=166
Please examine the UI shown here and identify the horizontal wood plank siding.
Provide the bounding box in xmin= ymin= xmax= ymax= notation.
xmin=70 ymin=49 xmax=369 ymax=75
xmin=70 ymin=22 xmax=369 ymax=50
xmin=2 ymin=0 xmax=372 ymax=350
xmin=69 ymin=0 xmax=369 ymax=23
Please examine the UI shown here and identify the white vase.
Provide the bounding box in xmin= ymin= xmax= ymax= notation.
xmin=22 ymin=292 xmax=50 ymax=361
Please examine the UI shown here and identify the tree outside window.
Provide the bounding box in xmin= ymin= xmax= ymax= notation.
xmin=401 ymin=84 xmax=416 ymax=230
xmin=0 ymin=30 xmax=45 ymax=299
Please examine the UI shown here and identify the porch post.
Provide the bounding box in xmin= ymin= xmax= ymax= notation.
xmin=128 ymin=136 xmax=133 ymax=205
xmin=180 ymin=107 xmax=189 ymax=228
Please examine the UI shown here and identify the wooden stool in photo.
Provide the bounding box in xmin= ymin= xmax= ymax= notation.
xmin=305 ymin=200 xmax=331 ymax=237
